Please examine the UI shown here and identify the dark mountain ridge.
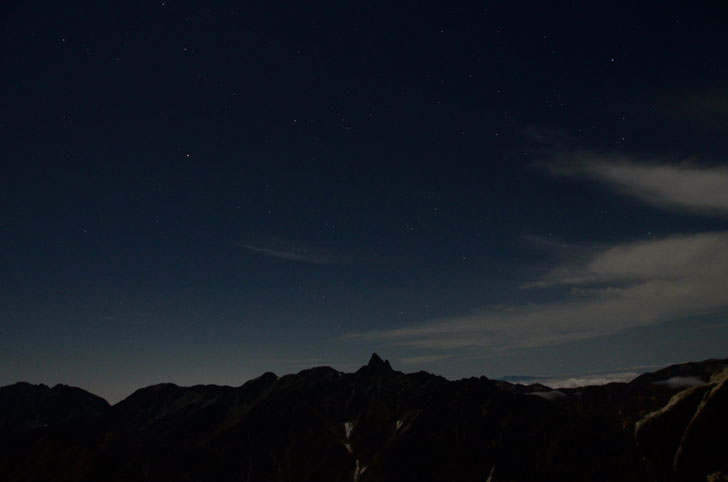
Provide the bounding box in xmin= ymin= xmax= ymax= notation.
xmin=1 ymin=355 xmax=726 ymax=481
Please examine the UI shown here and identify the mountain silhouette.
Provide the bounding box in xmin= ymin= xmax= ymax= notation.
xmin=1 ymin=355 xmax=726 ymax=481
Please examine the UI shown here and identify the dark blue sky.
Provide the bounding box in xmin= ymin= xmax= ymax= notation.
xmin=3 ymin=1 xmax=728 ymax=402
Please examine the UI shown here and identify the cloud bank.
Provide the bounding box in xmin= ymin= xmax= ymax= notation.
xmin=533 ymin=371 xmax=643 ymax=389
xmin=348 ymin=232 xmax=728 ymax=351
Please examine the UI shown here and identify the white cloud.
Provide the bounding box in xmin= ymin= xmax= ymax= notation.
xmin=347 ymin=232 xmax=728 ymax=352
xmin=549 ymin=156 xmax=728 ymax=216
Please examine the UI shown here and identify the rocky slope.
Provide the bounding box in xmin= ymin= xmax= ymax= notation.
xmin=1 ymin=354 xmax=726 ymax=481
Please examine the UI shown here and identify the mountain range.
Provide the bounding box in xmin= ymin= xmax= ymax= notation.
xmin=1 ymin=354 xmax=726 ymax=481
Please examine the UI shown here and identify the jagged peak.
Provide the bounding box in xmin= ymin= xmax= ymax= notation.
xmin=368 ymin=353 xmax=392 ymax=370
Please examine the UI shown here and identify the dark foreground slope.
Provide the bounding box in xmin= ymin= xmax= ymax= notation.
xmin=1 ymin=355 xmax=726 ymax=482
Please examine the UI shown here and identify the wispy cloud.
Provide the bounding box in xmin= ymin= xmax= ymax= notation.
xmin=239 ymin=242 xmax=338 ymax=265
xmin=347 ymin=232 xmax=728 ymax=351
xmin=347 ymin=153 xmax=728 ymax=354
xmin=548 ymin=155 xmax=728 ymax=216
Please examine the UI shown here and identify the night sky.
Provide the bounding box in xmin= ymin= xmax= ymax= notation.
xmin=3 ymin=1 xmax=728 ymax=403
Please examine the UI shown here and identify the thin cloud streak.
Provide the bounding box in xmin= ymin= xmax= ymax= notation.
xmin=239 ymin=243 xmax=337 ymax=265
xmin=347 ymin=232 xmax=728 ymax=351
xmin=549 ymin=156 xmax=728 ymax=216
xmin=400 ymin=354 xmax=453 ymax=365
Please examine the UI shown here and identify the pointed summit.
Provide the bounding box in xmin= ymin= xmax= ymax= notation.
xmin=367 ymin=353 xmax=392 ymax=370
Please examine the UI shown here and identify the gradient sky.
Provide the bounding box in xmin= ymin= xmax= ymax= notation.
xmin=2 ymin=1 xmax=728 ymax=403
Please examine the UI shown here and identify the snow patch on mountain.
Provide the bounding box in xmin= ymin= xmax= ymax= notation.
xmin=354 ymin=459 xmax=367 ymax=481
xmin=635 ymin=383 xmax=705 ymax=435
xmin=343 ymin=420 xmax=354 ymax=454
